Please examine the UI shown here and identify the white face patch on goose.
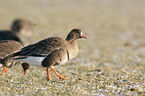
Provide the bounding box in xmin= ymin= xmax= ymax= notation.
xmin=80 ymin=31 xmax=88 ymax=39
xmin=80 ymin=31 xmax=83 ymax=37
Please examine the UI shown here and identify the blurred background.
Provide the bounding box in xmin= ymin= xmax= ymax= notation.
xmin=0 ymin=0 xmax=145 ymax=66
xmin=0 ymin=0 xmax=145 ymax=44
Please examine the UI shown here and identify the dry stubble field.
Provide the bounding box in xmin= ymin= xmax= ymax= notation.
xmin=0 ymin=0 xmax=145 ymax=95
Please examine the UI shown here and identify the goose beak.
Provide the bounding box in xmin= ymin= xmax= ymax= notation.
xmin=81 ymin=32 xmax=88 ymax=39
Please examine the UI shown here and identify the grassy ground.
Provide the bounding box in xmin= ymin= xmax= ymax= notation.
xmin=0 ymin=0 xmax=145 ymax=95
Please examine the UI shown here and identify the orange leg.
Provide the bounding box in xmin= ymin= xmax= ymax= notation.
xmin=5 ymin=67 xmax=8 ymax=74
xmin=51 ymin=68 xmax=66 ymax=79
xmin=2 ymin=66 xmax=8 ymax=76
xmin=22 ymin=63 xmax=30 ymax=76
xmin=24 ymin=70 xmax=27 ymax=75
xmin=46 ymin=67 xmax=52 ymax=80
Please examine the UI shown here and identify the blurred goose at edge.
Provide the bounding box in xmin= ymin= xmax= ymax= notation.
xmin=0 ymin=19 xmax=35 ymax=44
xmin=0 ymin=40 xmax=29 ymax=76
xmin=0 ymin=19 xmax=34 ymax=75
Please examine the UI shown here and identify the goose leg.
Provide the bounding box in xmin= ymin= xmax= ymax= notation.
xmin=5 ymin=67 xmax=8 ymax=74
xmin=24 ymin=70 xmax=27 ymax=75
xmin=2 ymin=66 xmax=8 ymax=76
xmin=46 ymin=67 xmax=52 ymax=80
xmin=51 ymin=68 xmax=66 ymax=79
xmin=22 ymin=63 xmax=30 ymax=75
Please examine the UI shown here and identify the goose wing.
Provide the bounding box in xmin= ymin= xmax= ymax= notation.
xmin=0 ymin=40 xmax=23 ymax=57
xmin=14 ymin=37 xmax=65 ymax=57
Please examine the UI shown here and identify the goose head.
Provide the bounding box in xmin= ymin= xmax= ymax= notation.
xmin=66 ymin=29 xmax=88 ymax=41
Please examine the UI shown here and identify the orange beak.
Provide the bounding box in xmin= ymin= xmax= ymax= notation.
xmin=81 ymin=33 xmax=88 ymax=39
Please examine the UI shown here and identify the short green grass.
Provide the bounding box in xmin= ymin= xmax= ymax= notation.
xmin=0 ymin=0 xmax=145 ymax=95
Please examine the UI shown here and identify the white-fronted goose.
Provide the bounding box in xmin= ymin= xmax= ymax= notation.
xmin=1 ymin=29 xmax=88 ymax=80
xmin=11 ymin=19 xmax=34 ymax=37
xmin=0 ymin=31 xmax=22 ymax=43
xmin=0 ymin=40 xmax=29 ymax=76
xmin=0 ymin=19 xmax=34 ymax=44
xmin=0 ymin=19 xmax=33 ymax=75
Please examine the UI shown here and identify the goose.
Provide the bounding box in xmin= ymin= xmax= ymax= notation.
xmin=11 ymin=19 xmax=34 ymax=37
xmin=1 ymin=29 xmax=88 ymax=80
xmin=0 ymin=19 xmax=34 ymax=44
xmin=0 ymin=19 xmax=33 ymax=75
xmin=0 ymin=40 xmax=30 ymax=75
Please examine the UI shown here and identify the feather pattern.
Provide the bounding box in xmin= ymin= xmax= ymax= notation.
xmin=13 ymin=37 xmax=65 ymax=57
xmin=0 ymin=40 xmax=23 ymax=57
xmin=0 ymin=40 xmax=23 ymax=68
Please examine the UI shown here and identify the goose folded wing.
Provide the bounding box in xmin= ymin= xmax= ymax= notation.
xmin=13 ymin=37 xmax=65 ymax=57
xmin=0 ymin=40 xmax=22 ymax=57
